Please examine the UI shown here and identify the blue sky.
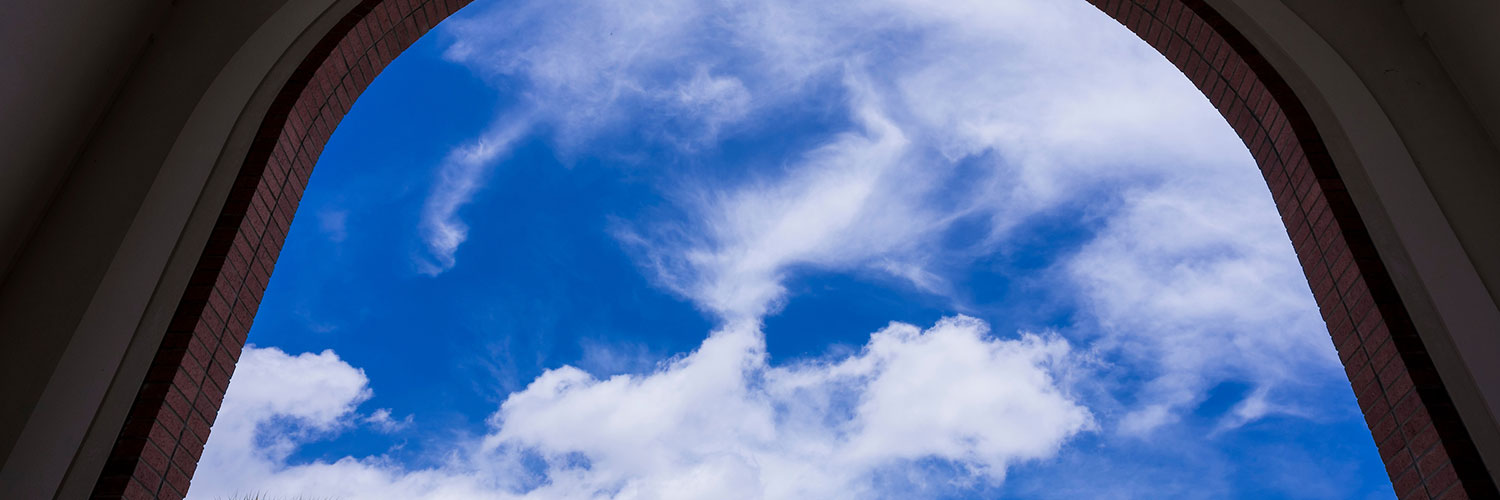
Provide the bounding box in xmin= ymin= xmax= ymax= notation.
xmin=187 ymin=0 xmax=1395 ymax=498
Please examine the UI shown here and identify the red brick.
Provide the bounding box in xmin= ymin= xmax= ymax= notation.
xmin=171 ymin=446 xmax=199 ymax=478
xmin=1408 ymin=424 xmax=1441 ymax=454
xmin=187 ymin=413 xmax=214 ymax=443
xmin=1426 ymin=465 xmax=1460 ymax=499
xmin=138 ymin=441 xmax=170 ymax=476
xmin=155 ymin=408 xmax=185 ymax=439
xmin=1371 ymin=411 xmax=1399 ymax=444
xmin=162 ymin=465 xmax=190 ymax=500
xmin=179 ymin=428 xmax=206 ymax=461
xmin=1439 ymin=485 xmax=1471 ymax=500
xmin=1384 ymin=444 xmax=1415 ymax=477
xmin=163 ymin=388 xmax=191 ymax=424
xmin=130 ymin=458 xmax=162 ymax=493
xmin=1394 ymin=467 xmax=1424 ymax=498
xmin=1385 ymin=371 xmax=1416 ymax=403
xmin=1418 ymin=442 xmax=1451 ymax=475
xmin=1394 ymin=391 xmax=1425 ymax=421
xmin=123 ymin=478 xmax=156 ymax=500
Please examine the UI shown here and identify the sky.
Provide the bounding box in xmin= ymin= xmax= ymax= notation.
xmin=186 ymin=0 xmax=1396 ymax=498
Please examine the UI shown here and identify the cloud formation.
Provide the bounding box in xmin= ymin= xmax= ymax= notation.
xmin=191 ymin=320 xmax=1090 ymax=499
xmin=619 ymin=78 xmax=922 ymax=321
xmin=1069 ymin=174 xmax=1338 ymax=433
xmin=443 ymin=0 xmax=1336 ymax=429
xmin=200 ymin=0 xmax=1357 ymax=496
xmin=432 ymin=0 xmax=1270 ymax=321
xmin=190 ymin=347 xmax=373 ymax=495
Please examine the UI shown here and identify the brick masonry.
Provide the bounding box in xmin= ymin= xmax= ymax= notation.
xmin=89 ymin=0 xmax=1496 ymax=498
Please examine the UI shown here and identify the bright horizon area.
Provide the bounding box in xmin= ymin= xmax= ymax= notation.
xmin=188 ymin=0 xmax=1394 ymax=498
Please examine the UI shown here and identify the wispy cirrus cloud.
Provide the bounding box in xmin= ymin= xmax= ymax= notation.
xmin=618 ymin=76 xmax=926 ymax=321
xmin=1069 ymin=173 xmax=1338 ymax=434
xmin=416 ymin=115 xmax=531 ymax=275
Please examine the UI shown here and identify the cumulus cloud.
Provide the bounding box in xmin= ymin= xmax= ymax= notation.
xmin=190 ymin=347 xmax=373 ymax=496
xmin=190 ymin=320 xmax=1090 ymax=499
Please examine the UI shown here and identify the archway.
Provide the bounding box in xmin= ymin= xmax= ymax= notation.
xmin=82 ymin=0 xmax=1496 ymax=498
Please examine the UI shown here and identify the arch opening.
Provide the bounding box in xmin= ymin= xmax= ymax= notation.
xmin=82 ymin=0 xmax=1498 ymax=498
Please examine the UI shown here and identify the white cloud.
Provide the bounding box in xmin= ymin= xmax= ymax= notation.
xmin=1069 ymin=173 xmax=1340 ymax=434
xmin=619 ymin=76 xmax=930 ymax=320
xmin=668 ymin=68 xmax=753 ymax=144
xmin=191 ymin=319 xmax=1090 ymax=499
xmin=496 ymin=0 xmax=1258 ymax=324
xmin=190 ymin=347 xmax=373 ymax=496
xmin=202 ymin=0 xmax=1362 ymax=497
xmin=416 ymin=115 xmax=531 ymax=275
xmin=549 ymin=0 xmax=1339 ymax=433
xmin=497 ymin=318 xmax=1090 ymax=498
xmin=365 ymin=408 xmax=415 ymax=433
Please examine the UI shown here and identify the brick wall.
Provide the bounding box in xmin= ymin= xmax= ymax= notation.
xmin=89 ymin=0 xmax=1496 ymax=498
